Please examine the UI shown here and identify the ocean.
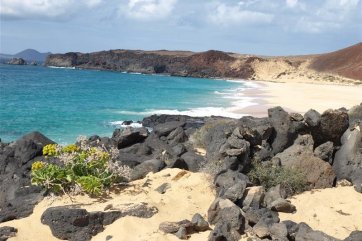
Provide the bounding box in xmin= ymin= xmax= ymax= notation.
xmin=0 ymin=64 xmax=256 ymax=144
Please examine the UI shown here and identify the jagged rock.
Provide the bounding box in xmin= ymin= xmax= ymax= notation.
xmin=294 ymin=222 xmax=340 ymax=241
xmin=112 ymin=127 xmax=148 ymax=149
xmin=290 ymin=113 xmax=304 ymax=122
xmin=270 ymin=198 xmax=296 ymax=213
xmin=0 ymin=132 xmax=54 ymax=222
xmin=171 ymin=143 xmax=187 ymax=157
xmin=263 ymin=185 xmax=287 ymax=208
xmin=270 ymin=223 xmax=288 ymax=240
xmin=208 ymin=221 xmax=242 ymax=241
xmin=167 ymin=127 xmax=187 ymax=146
xmin=214 ymin=169 xmax=250 ymax=196
xmin=268 ymin=106 xmax=304 ymax=155
xmin=241 ymin=186 xmax=265 ymax=210
xmin=207 ymin=198 xmax=244 ymax=231
xmin=232 ymin=126 xmax=262 ymax=147
xmin=130 ymin=159 xmax=165 ymax=180
xmin=159 ymin=220 xmax=193 ymax=234
xmin=344 ymin=231 xmax=362 ymax=241
xmin=282 ymin=220 xmax=298 ymax=238
xmin=312 ymin=109 xmax=349 ymax=146
xmin=348 ymin=103 xmax=362 ymax=126
xmin=252 ymin=214 xmax=279 ymax=239
xmin=42 ymin=204 xmax=157 ymax=241
xmin=191 ymin=213 xmax=209 ymax=232
xmin=275 ymin=135 xmax=336 ymax=189
xmin=333 ymin=123 xmax=362 ymax=192
xmin=314 ymin=141 xmax=334 ymax=164
xmin=41 ymin=207 xmax=122 ymax=241
xmin=243 ymin=207 xmax=279 ymax=226
xmin=221 ymin=180 xmax=247 ymax=203
xmin=304 ymin=109 xmax=321 ymax=127
xmin=0 ymin=226 xmax=17 ymax=241
xmin=153 ymin=121 xmax=185 ymax=137
xmin=175 ymin=226 xmax=188 ymax=239
xmin=180 ymin=151 xmax=204 ymax=172
xmin=238 ymin=116 xmax=274 ymax=141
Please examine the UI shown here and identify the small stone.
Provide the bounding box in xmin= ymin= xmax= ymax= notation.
xmin=155 ymin=183 xmax=171 ymax=194
xmin=175 ymin=226 xmax=188 ymax=239
xmin=270 ymin=198 xmax=296 ymax=213
xmin=191 ymin=213 xmax=209 ymax=232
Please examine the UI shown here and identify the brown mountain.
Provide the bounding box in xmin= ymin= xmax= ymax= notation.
xmin=45 ymin=43 xmax=362 ymax=82
xmin=310 ymin=42 xmax=362 ymax=80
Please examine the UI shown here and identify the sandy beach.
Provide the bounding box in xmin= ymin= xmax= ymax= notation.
xmin=237 ymin=80 xmax=362 ymax=117
xmin=1 ymin=169 xmax=361 ymax=241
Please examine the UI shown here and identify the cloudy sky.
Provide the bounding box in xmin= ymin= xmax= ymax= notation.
xmin=0 ymin=0 xmax=361 ymax=55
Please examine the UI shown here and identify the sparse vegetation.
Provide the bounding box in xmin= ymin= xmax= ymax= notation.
xmin=31 ymin=138 xmax=131 ymax=196
xmin=247 ymin=160 xmax=308 ymax=196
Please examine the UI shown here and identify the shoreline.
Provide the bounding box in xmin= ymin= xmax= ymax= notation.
xmin=233 ymin=79 xmax=362 ymax=117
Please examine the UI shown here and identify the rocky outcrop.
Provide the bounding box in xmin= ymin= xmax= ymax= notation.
xmin=7 ymin=58 xmax=26 ymax=65
xmin=45 ymin=50 xmax=257 ymax=79
xmin=0 ymin=132 xmax=54 ymax=222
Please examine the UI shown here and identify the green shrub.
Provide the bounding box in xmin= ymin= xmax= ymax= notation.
xmin=247 ymin=161 xmax=307 ymax=196
xmin=32 ymin=143 xmax=129 ymax=196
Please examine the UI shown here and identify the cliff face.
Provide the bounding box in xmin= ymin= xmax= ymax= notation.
xmin=45 ymin=43 xmax=362 ymax=81
xmin=45 ymin=50 xmax=256 ymax=79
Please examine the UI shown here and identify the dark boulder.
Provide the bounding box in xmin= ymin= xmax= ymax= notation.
xmin=268 ymin=106 xmax=305 ymax=155
xmin=214 ymin=169 xmax=250 ymax=196
xmin=41 ymin=207 xmax=121 ymax=241
xmin=112 ymin=127 xmax=148 ymax=149
xmin=0 ymin=132 xmax=54 ymax=222
xmin=333 ymin=123 xmax=362 ymax=192
xmin=263 ymin=184 xmax=287 ymax=208
xmin=314 ymin=141 xmax=334 ymax=164
xmin=207 ymin=198 xmax=245 ymax=241
xmin=312 ymin=109 xmax=349 ymax=146
xmin=344 ymin=231 xmax=362 ymax=241
xmin=180 ymin=151 xmax=205 ymax=172
xmin=294 ymin=222 xmax=340 ymax=241
xmin=275 ymin=135 xmax=336 ymax=189
xmin=191 ymin=213 xmax=210 ymax=232
xmin=238 ymin=116 xmax=273 ymax=141
xmin=241 ymin=186 xmax=265 ymax=210
xmin=153 ymin=121 xmax=185 ymax=137
xmin=269 ymin=198 xmax=296 ymax=213
xmin=243 ymin=207 xmax=279 ymax=226
xmin=130 ymin=159 xmax=165 ymax=180
xmin=167 ymin=127 xmax=187 ymax=146
xmin=304 ymin=109 xmax=321 ymax=127
xmin=0 ymin=226 xmax=17 ymax=241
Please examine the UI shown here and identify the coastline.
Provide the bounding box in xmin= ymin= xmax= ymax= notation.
xmin=233 ymin=79 xmax=362 ymax=117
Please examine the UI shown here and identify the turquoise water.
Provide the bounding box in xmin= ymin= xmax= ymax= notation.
xmin=0 ymin=64 xmax=252 ymax=144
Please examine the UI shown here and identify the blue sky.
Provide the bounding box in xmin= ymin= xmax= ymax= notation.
xmin=0 ymin=0 xmax=361 ymax=55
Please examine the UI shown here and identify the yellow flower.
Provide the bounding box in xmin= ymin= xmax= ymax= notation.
xmin=62 ymin=144 xmax=80 ymax=153
xmin=43 ymin=144 xmax=59 ymax=156
xmin=32 ymin=161 xmax=45 ymax=171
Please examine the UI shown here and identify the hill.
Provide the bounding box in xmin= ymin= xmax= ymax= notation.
xmin=44 ymin=43 xmax=362 ymax=83
xmin=0 ymin=49 xmax=51 ymax=63
xmin=310 ymin=42 xmax=362 ymax=80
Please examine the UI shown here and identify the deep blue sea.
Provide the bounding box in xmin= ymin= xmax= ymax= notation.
xmin=0 ymin=64 xmax=255 ymax=144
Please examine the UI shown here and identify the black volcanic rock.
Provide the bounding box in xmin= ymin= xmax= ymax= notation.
xmin=0 ymin=132 xmax=54 ymax=223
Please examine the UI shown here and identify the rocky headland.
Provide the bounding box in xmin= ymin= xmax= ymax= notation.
xmin=1 ymin=103 xmax=362 ymax=241
xmin=45 ymin=42 xmax=362 ymax=84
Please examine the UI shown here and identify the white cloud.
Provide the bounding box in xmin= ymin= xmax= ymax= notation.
xmin=286 ymin=0 xmax=298 ymax=8
xmin=0 ymin=0 xmax=103 ymax=20
xmin=208 ymin=2 xmax=274 ymax=26
xmin=120 ymin=0 xmax=177 ymax=20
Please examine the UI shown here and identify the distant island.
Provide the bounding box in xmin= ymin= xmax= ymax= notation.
xmin=45 ymin=42 xmax=362 ymax=83
xmin=0 ymin=49 xmax=51 ymax=64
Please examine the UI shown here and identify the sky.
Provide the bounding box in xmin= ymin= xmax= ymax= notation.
xmin=0 ymin=0 xmax=361 ymax=56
